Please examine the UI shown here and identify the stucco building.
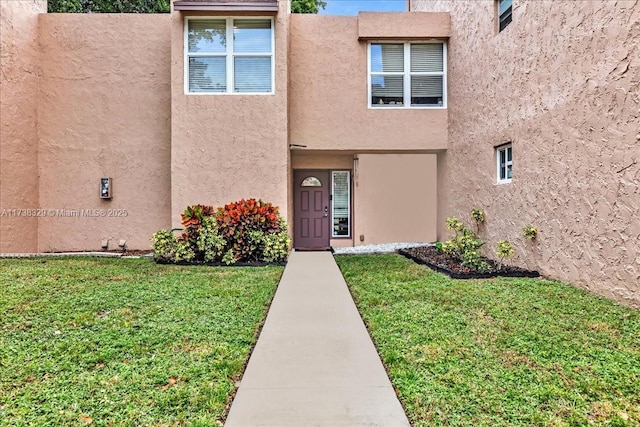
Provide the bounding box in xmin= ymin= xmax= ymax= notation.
xmin=1 ymin=0 xmax=638 ymax=307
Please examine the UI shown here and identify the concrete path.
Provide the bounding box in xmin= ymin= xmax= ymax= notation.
xmin=225 ymin=251 xmax=410 ymax=427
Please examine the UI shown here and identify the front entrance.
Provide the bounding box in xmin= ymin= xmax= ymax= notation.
xmin=293 ymin=170 xmax=330 ymax=249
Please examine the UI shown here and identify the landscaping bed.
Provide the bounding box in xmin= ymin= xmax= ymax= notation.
xmin=398 ymin=245 xmax=539 ymax=279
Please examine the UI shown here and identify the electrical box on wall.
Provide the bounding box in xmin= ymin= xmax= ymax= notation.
xmin=100 ymin=178 xmax=112 ymax=199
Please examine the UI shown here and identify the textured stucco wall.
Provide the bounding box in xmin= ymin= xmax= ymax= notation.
xmin=37 ymin=14 xmax=172 ymax=251
xmin=0 ymin=0 xmax=46 ymax=252
xmin=355 ymin=154 xmax=437 ymax=245
xmin=413 ymin=0 xmax=640 ymax=307
xmin=357 ymin=11 xmax=449 ymax=39
xmin=289 ymin=14 xmax=448 ymax=152
xmin=170 ymin=5 xmax=289 ymax=227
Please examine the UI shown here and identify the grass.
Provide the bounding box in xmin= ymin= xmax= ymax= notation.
xmin=0 ymin=257 xmax=283 ymax=426
xmin=336 ymin=254 xmax=640 ymax=427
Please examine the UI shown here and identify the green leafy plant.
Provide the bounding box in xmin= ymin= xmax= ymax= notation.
xmin=150 ymin=229 xmax=177 ymax=263
xmin=181 ymin=204 xmax=215 ymax=243
xmin=174 ymin=240 xmax=196 ymax=263
xmin=443 ymin=216 xmax=490 ymax=272
xmin=496 ymin=240 xmax=515 ymax=270
xmin=222 ymin=249 xmax=237 ymax=265
xmin=523 ymin=225 xmax=538 ymax=239
xmin=196 ymin=216 xmax=226 ymax=262
xmin=470 ymin=208 xmax=485 ymax=232
xmin=262 ymin=219 xmax=291 ymax=263
xmin=434 ymin=241 xmax=443 ymax=252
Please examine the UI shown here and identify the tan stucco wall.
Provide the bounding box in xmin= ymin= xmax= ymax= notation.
xmin=170 ymin=5 xmax=289 ymax=227
xmin=357 ymin=12 xmax=450 ymax=40
xmin=37 ymin=14 xmax=172 ymax=251
xmin=0 ymin=0 xmax=46 ymax=252
xmin=288 ymin=14 xmax=447 ymax=152
xmin=355 ymin=154 xmax=437 ymax=245
xmin=413 ymin=0 xmax=640 ymax=307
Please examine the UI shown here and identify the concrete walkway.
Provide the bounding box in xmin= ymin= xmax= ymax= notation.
xmin=225 ymin=251 xmax=410 ymax=427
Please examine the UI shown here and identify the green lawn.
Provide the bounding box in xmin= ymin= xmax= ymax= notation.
xmin=0 ymin=257 xmax=282 ymax=426
xmin=336 ymin=254 xmax=640 ymax=427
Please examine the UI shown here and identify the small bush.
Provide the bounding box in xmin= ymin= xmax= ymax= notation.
xmin=496 ymin=240 xmax=515 ymax=270
xmin=151 ymin=229 xmax=177 ymax=263
xmin=443 ymin=216 xmax=490 ymax=272
xmin=523 ymin=225 xmax=538 ymax=239
xmin=196 ymin=216 xmax=226 ymax=262
xmin=470 ymin=208 xmax=485 ymax=232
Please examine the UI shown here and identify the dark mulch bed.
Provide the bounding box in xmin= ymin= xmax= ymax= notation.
xmin=398 ymin=246 xmax=539 ymax=279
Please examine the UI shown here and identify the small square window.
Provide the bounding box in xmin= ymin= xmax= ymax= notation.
xmin=497 ymin=0 xmax=512 ymax=32
xmin=496 ymin=144 xmax=512 ymax=183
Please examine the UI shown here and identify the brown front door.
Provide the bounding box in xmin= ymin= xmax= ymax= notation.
xmin=294 ymin=170 xmax=330 ymax=249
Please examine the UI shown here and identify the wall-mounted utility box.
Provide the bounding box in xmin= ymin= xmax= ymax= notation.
xmin=100 ymin=177 xmax=112 ymax=199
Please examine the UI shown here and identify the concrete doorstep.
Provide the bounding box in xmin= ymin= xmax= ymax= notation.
xmin=225 ymin=251 xmax=410 ymax=427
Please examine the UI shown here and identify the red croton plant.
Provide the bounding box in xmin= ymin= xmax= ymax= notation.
xmin=180 ymin=199 xmax=283 ymax=262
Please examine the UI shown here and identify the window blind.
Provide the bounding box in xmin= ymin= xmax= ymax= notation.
xmin=189 ymin=57 xmax=226 ymax=92
xmin=234 ymin=57 xmax=272 ymax=93
xmin=410 ymin=44 xmax=443 ymax=73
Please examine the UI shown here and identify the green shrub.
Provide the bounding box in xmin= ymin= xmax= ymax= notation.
xmin=222 ymin=249 xmax=237 ymax=265
xmin=151 ymin=229 xmax=177 ymax=262
xmin=263 ymin=220 xmax=291 ymax=263
xmin=196 ymin=216 xmax=226 ymax=262
xmin=470 ymin=208 xmax=485 ymax=232
xmin=174 ymin=240 xmax=196 ymax=263
xmin=523 ymin=225 xmax=538 ymax=239
xmin=496 ymin=240 xmax=515 ymax=270
xmin=443 ymin=216 xmax=490 ymax=272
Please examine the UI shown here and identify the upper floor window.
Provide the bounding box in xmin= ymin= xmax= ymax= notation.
xmin=498 ymin=0 xmax=512 ymax=32
xmin=369 ymin=42 xmax=446 ymax=108
xmin=185 ymin=18 xmax=274 ymax=94
xmin=496 ymin=143 xmax=512 ymax=183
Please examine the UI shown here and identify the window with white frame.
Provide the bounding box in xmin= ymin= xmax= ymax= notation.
xmin=332 ymin=171 xmax=351 ymax=237
xmin=186 ymin=18 xmax=274 ymax=94
xmin=497 ymin=0 xmax=512 ymax=32
xmin=369 ymin=42 xmax=446 ymax=108
xmin=496 ymin=144 xmax=512 ymax=183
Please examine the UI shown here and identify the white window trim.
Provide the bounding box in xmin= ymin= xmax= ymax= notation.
xmin=367 ymin=41 xmax=447 ymax=109
xmin=331 ymin=170 xmax=351 ymax=238
xmin=496 ymin=144 xmax=513 ymax=184
xmin=184 ymin=16 xmax=275 ymax=95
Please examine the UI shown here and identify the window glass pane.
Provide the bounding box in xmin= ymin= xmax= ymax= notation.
xmin=301 ymin=177 xmax=322 ymax=187
xmin=234 ymin=57 xmax=272 ymax=93
xmin=499 ymin=0 xmax=512 ymax=15
xmin=507 ymin=164 xmax=513 ymax=179
xmin=410 ymin=44 xmax=443 ymax=73
xmin=411 ymin=75 xmax=443 ymax=105
xmin=233 ymin=19 xmax=272 ymax=53
xmin=332 ymin=171 xmax=350 ymax=237
xmin=371 ymin=44 xmax=404 ymax=73
xmin=371 ymin=76 xmax=404 ymax=106
xmin=188 ymin=20 xmax=226 ymax=53
xmin=189 ymin=57 xmax=226 ymax=92
xmin=507 ymin=147 xmax=512 ymax=162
